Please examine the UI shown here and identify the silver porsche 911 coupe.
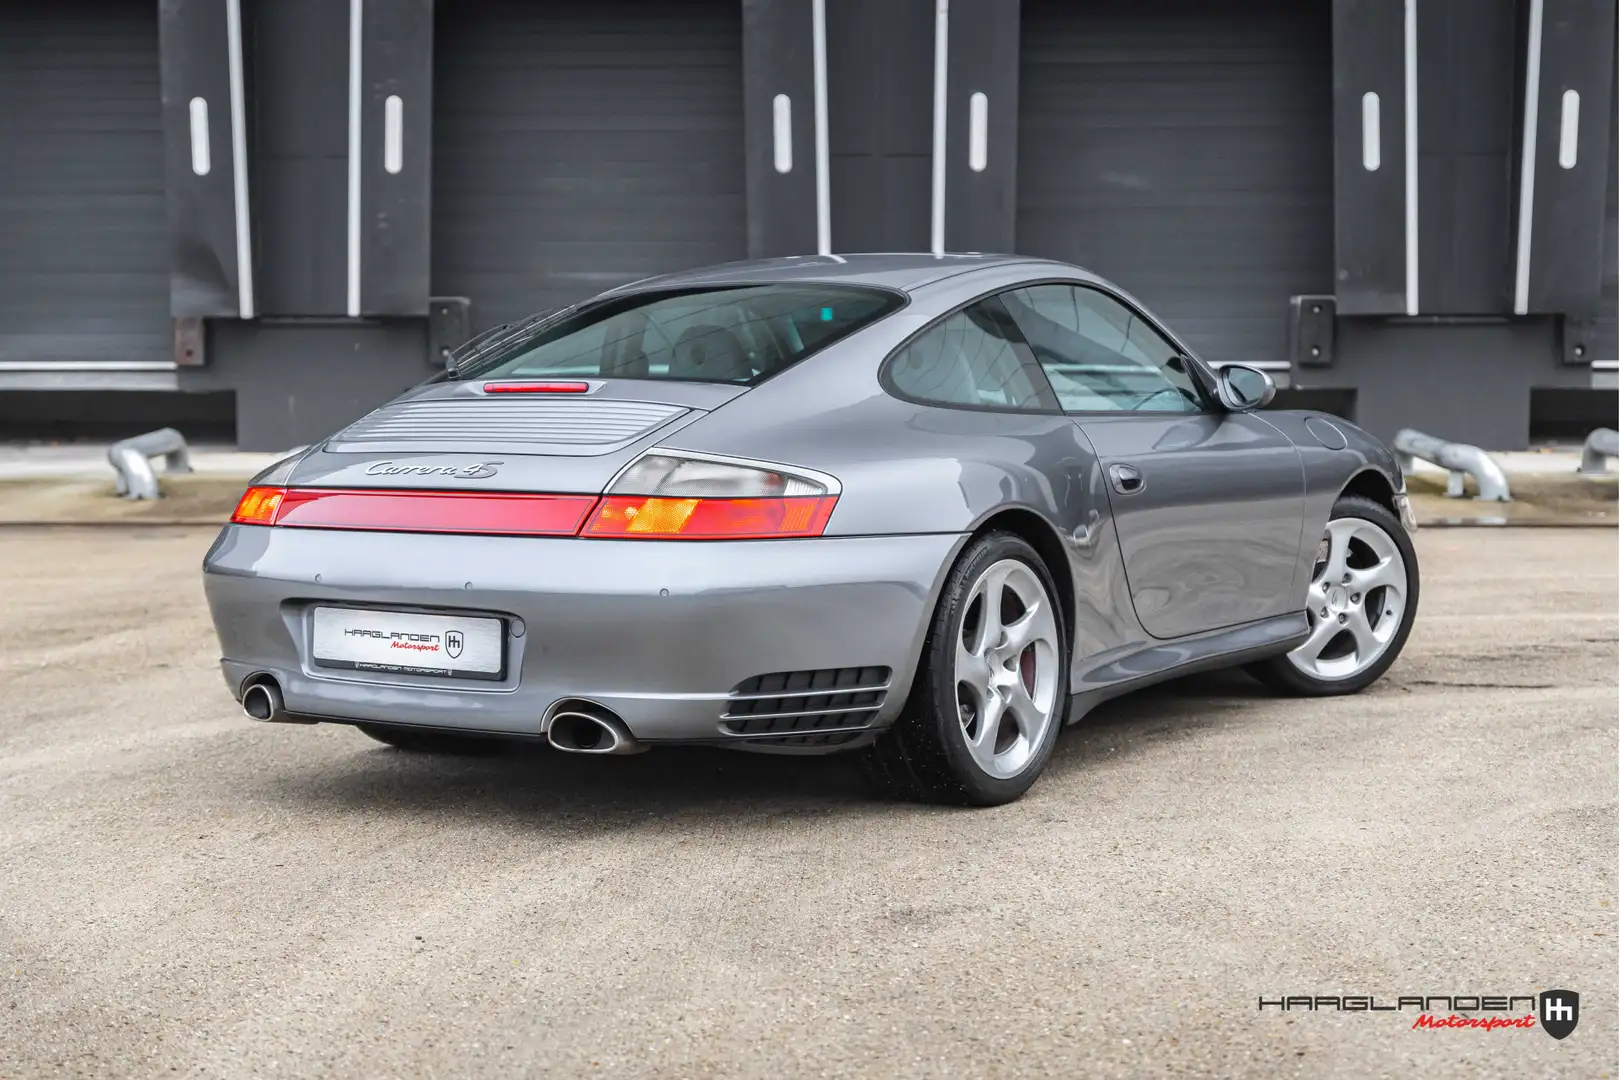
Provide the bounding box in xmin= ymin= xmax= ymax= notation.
xmin=204 ymin=253 xmax=1419 ymax=805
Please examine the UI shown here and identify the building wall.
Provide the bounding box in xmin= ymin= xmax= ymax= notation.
xmin=0 ymin=0 xmax=1612 ymax=450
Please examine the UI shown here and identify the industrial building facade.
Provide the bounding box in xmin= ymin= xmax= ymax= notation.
xmin=0 ymin=0 xmax=1613 ymax=450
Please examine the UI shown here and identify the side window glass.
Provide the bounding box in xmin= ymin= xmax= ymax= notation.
xmin=885 ymin=299 xmax=1055 ymax=411
xmin=1001 ymin=285 xmax=1204 ymax=413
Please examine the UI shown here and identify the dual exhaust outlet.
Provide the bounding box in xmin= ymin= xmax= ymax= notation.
xmin=240 ymin=678 xmax=313 ymax=724
xmin=241 ymin=678 xmax=643 ymax=754
xmin=544 ymin=702 xmax=645 ymax=755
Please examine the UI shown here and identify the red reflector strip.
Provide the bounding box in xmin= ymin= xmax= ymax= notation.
xmin=482 ymin=380 xmax=591 ymax=394
xmin=261 ymin=488 xmax=599 ymax=536
xmin=582 ymin=496 xmax=837 ymax=539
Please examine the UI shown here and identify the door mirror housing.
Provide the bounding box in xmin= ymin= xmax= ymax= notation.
xmin=1218 ymin=364 xmax=1276 ymax=411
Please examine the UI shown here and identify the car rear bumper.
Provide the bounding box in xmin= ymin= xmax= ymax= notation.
xmin=202 ymin=525 xmax=963 ymax=748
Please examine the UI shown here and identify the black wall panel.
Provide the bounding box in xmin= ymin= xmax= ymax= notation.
xmin=1332 ymin=317 xmax=1577 ymax=448
xmin=0 ymin=0 xmax=170 ymax=365
xmin=359 ymin=0 xmax=434 ymax=316
xmin=824 ymin=0 xmax=933 ymax=253
xmin=432 ymin=0 xmax=747 ymax=331
xmin=1017 ymin=0 xmax=1334 ymax=368
xmin=160 ymin=0 xmax=246 ymax=318
xmin=248 ymin=0 xmax=349 ymax=316
xmin=1330 ymin=0 xmax=1408 ymax=315
xmin=189 ymin=320 xmax=427 ymax=450
xmin=1594 ymin=71 xmax=1618 ymax=367
xmin=1517 ymin=0 xmax=1616 ymax=314
xmin=943 ymin=0 xmax=1021 ymax=254
xmin=1415 ymin=0 xmax=1517 ymax=313
xmin=742 ymin=0 xmax=818 ymax=258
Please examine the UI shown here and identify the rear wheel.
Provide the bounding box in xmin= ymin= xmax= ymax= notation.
xmin=355 ymin=723 xmax=509 ymax=756
xmin=1247 ymin=494 xmax=1419 ymax=695
xmin=863 ymin=532 xmax=1069 ymax=806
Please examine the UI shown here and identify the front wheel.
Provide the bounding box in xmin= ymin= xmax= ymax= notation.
xmin=1247 ymin=493 xmax=1419 ymax=695
xmin=863 ymin=532 xmax=1070 ymax=806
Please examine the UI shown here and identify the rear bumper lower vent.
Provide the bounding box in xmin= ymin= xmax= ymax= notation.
xmin=721 ymin=666 xmax=891 ymax=736
xmin=743 ymin=731 xmax=865 ymax=748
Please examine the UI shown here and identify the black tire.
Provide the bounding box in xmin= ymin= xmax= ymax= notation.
xmin=862 ymin=531 xmax=1070 ymax=806
xmin=1246 ymin=494 xmax=1420 ymax=696
xmin=355 ymin=723 xmax=509 ymax=756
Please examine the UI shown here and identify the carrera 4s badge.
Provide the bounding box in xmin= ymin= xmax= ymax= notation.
xmin=363 ymin=460 xmax=503 ymax=479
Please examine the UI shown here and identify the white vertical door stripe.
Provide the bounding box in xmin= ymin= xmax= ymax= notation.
xmin=346 ymin=0 xmax=364 ymax=317
xmin=1402 ymin=0 xmax=1419 ymax=316
xmin=224 ymin=0 xmax=254 ymax=318
xmin=929 ymin=0 xmax=949 ymax=254
xmin=811 ymin=0 xmax=831 ymax=255
xmin=1513 ymin=0 xmax=1545 ymax=314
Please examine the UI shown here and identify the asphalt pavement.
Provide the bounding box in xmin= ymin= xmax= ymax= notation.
xmin=0 ymin=526 xmax=1613 ymax=1079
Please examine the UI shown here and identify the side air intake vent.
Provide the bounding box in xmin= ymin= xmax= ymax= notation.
xmin=721 ymin=666 xmax=890 ymax=736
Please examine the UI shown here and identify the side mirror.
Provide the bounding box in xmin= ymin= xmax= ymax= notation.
xmin=1218 ymin=364 xmax=1276 ymax=411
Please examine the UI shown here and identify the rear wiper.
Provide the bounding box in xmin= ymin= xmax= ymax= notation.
xmin=445 ymin=305 xmax=577 ymax=378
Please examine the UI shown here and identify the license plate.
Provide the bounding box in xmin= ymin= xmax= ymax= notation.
xmin=311 ymin=607 xmax=505 ymax=680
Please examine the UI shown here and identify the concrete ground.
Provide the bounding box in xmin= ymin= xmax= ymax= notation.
xmin=0 ymin=527 xmax=1613 ymax=1079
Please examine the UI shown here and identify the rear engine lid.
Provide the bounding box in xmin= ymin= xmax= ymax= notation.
xmin=325 ymin=379 xmax=741 ymax=456
xmin=288 ymin=379 xmax=744 ymax=494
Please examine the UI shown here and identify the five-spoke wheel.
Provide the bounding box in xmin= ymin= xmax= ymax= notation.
xmin=1249 ymin=493 xmax=1419 ymax=696
xmin=954 ymin=559 xmax=1062 ymax=779
xmin=1287 ymin=516 xmax=1410 ymax=681
xmin=864 ymin=532 xmax=1070 ymax=805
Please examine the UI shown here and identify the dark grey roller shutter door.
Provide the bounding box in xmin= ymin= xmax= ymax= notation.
xmin=433 ymin=0 xmax=747 ymax=333
xmin=0 ymin=0 xmax=168 ymax=367
xmin=1016 ymin=0 xmax=1333 ymax=369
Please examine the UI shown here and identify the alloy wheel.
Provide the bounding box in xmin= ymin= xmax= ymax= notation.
xmin=954 ymin=559 xmax=1061 ymax=779
xmin=1286 ymin=516 xmax=1410 ymax=681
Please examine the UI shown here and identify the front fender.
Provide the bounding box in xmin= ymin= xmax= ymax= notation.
xmin=1261 ymin=410 xmax=1406 ymax=606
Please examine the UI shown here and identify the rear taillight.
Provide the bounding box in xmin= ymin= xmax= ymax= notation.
xmin=581 ymin=450 xmax=840 ymax=539
xmin=583 ymin=495 xmax=838 ymax=539
xmin=232 ymin=486 xmax=286 ymax=525
xmin=228 ymin=452 xmax=840 ymax=540
xmin=230 ymin=486 xmax=596 ymax=536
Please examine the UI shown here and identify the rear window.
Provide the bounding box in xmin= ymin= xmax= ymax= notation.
xmin=464 ymin=284 xmax=904 ymax=384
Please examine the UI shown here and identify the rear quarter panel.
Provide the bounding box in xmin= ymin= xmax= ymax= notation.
xmin=661 ymin=302 xmax=1148 ymax=664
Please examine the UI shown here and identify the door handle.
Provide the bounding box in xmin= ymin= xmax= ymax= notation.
xmin=1108 ymin=463 xmax=1145 ymax=496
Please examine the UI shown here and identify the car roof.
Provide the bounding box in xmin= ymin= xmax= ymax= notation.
xmin=602 ymin=252 xmax=1087 ymax=295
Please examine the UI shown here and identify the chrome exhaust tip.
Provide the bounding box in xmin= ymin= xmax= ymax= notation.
xmin=545 ymin=703 xmax=645 ymax=755
xmin=240 ymin=678 xmax=316 ymax=724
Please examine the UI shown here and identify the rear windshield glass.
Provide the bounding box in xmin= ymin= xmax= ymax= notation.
xmin=463 ymin=284 xmax=904 ymax=385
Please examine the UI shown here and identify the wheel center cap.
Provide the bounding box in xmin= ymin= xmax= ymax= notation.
xmin=1327 ymin=585 xmax=1350 ymax=611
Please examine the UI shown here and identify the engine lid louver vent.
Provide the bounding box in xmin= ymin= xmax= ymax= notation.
xmin=327 ymin=398 xmax=689 ymax=457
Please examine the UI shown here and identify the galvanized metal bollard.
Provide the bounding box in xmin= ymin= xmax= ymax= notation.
xmin=1392 ymin=429 xmax=1511 ymax=502
xmin=1578 ymin=428 xmax=1618 ymax=476
xmin=108 ymin=428 xmax=193 ymax=500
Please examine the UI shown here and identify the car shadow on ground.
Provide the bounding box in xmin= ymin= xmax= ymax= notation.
xmin=252 ymin=669 xmax=1278 ymax=830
